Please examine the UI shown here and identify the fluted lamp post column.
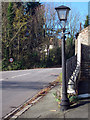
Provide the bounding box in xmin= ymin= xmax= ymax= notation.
xmin=55 ymin=5 xmax=71 ymax=111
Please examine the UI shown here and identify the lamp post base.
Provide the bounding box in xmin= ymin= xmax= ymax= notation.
xmin=60 ymin=98 xmax=70 ymax=111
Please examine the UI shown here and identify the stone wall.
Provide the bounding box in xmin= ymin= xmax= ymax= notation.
xmin=81 ymin=44 xmax=90 ymax=62
xmin=69 ymin=25 xmax=90 ymax=93
xmin=75 ymin=25 xmax=90 ymax=54
xmin=88 ymin=25 xmax=90 ymax=45
xmin=75 ymin=25 xmax=90 ymax=64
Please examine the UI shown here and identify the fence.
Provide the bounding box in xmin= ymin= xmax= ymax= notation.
xmin=66 ymin=55 xmax=77 ymax=85
xmin=66 ymin=55 xmax=80 ymax=94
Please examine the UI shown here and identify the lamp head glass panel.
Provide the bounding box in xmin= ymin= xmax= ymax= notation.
xmin=55 ymin=5 xmax=70 ymax=21
xmin=57 ymin=9 xmax=67 ymax=21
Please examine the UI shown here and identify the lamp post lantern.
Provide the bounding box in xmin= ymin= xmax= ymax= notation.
xmin=55 ymin=5 xmax=71 ymax=111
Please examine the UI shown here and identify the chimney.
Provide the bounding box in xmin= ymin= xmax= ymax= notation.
xmin=80 ymin=23 xmax=82 ymax=31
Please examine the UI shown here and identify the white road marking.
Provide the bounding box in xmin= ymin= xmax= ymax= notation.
xmin=11 ymin=73 xmax=30 ymax=78
xmin=0 ymin=68 xmax=62 ymax=73
xmin=0 ymin=79 xmax=4 ymax=81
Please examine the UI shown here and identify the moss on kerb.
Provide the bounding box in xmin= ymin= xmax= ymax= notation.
xmin=54 ymin=72 xmax=62 ymax=83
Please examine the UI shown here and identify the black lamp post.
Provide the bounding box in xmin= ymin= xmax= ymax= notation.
xmin=55 ymin=5 xmax=71 ymax=111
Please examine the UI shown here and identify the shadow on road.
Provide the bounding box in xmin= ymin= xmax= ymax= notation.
xmin=1 ymin=81 xmax=49 ymax=90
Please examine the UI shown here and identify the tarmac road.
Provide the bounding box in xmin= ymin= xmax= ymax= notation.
xmin=0 ymin=68 xmax=62 ymax=118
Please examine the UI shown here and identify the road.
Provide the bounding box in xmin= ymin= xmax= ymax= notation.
xmin=0 ymin=68 xmax=62 ymax=118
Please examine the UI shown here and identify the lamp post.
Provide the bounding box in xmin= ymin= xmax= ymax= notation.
xmin=55 ymin=5 xmax=71 ymax=111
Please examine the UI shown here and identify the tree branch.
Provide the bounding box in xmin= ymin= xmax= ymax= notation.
xmin=7 ymin=21 xmax=31 ymax=47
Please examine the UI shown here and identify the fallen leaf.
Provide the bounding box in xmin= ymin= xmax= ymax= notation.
xmin=50 ymin=110 xmax=56 ymax=112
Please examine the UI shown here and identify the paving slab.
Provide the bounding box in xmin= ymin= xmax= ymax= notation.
xmin=14 ymin=84 xmax=90 ymax=119
xmin=17 ymin=85 xmax=64 ymax=119
xmin=65 ymin=99 xmax=90 ymax=118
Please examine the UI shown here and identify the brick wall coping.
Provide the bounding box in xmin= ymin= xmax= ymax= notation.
xmin=79 ymin=25 xmax=90 ymax=34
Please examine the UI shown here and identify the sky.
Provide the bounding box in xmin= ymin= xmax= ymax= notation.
xmin=41 ymin=2 xmax=88 ymax=25
xmin=40 ymin=0 xmax=89 ymax=2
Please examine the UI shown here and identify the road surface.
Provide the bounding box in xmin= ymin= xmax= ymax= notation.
xmin=0 ymin=68 xmax=62 ymax=118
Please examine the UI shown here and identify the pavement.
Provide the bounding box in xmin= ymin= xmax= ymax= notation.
xmin=9 ymin=82 xmax=90 ymax=120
